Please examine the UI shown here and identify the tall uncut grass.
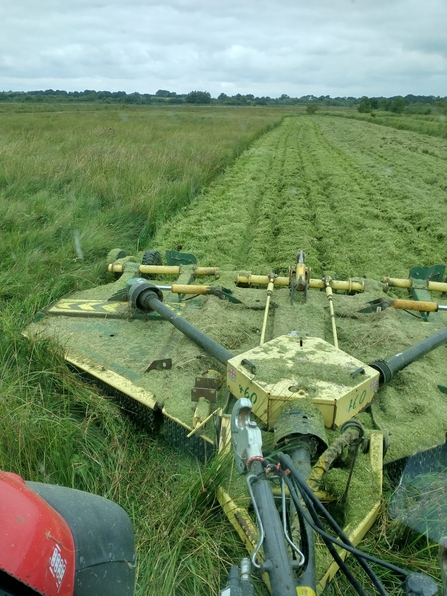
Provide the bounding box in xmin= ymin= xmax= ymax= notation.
xmin=0 ymin=105 xmax=283 ymax=311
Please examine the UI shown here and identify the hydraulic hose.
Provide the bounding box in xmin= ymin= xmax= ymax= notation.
xmin=278 ymin=453 xmax=410 ymax=580
xmin=281 ymin=457 xmax=391 ymax=596
xmin=282 ymin=473 xmax=369 ymax=596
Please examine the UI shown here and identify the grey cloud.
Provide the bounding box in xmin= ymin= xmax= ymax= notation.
xmin=0 ymin=0 xmax=446 ymax=96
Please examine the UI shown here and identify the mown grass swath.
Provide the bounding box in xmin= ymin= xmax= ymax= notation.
xmin=1 ymin=104 xmax=446 ymax=595
xmin=152 ymin=114 xmax=447 ymax=278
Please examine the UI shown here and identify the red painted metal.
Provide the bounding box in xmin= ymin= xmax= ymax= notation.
xmin=0 ymin=471 xmax=75 ymax=596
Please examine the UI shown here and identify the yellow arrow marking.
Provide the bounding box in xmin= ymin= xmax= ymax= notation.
xmin=50 ymin=300 xmax=122 ymax=313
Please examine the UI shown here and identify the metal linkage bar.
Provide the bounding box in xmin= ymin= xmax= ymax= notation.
xmin=237 ymin=274 xmax=364 ymax=293
xmin=108 ymin=263 xmax=220 ymax=277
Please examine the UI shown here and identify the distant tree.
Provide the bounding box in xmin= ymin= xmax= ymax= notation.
xmin=306 ymin=102 xmax=319 ymax=115
xmin=378 ymin=98 xmax=391 ymax=111
xmin=390 ymin=96 xmax=406 ymax=114
xmin=233 ymin=93 xmax=247 ymax=103
xmin=126 ymin=92 xmax=142 ymax=104
xmin=186 ymin=90 xmax=212 ymax=104
xmin=434 ymin=100 xmax=447 ymax=114
xmin=5 ymin=89 xmax=437 ymax=110
xmin=358 ymin=97 xmax=371 ymax=113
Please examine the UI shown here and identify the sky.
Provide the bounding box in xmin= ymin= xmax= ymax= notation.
xmin=1 ymin=0 xmax=446 ymax=99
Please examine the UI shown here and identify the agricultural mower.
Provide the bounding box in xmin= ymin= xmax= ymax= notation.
xmin=2 ymin=250 xmax=446 ymax=595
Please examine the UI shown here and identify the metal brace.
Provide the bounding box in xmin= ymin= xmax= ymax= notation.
xmin=191 ymin=370 xmax=222 ymax=403
xmin=290 ymin=250 xmax=310 ymax=304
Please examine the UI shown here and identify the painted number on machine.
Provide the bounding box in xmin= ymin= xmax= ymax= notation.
xmin=348 ymin=389 xmax=367 ymax=413
xmin=238 ymin=384 xmax=258 ymax=404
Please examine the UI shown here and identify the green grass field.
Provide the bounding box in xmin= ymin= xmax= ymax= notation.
xmin=0 ymin=104 xmax=446 ymax=595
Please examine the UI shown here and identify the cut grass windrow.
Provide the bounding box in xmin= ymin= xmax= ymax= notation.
xmin=153 ymin=114 xmax=447 ymax=279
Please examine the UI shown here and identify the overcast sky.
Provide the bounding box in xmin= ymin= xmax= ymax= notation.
xmin=1 ymin=0 xmax=446 ymax=98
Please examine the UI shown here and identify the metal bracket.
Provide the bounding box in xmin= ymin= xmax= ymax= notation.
xmin=359 ymin=298 xmax=390 ymax=313
xmin=231 ymin=398 xmax=263 ymax=475
xmin=107 ymin=288 xmax=129 ymax=302
xmin=409 ymin=264 xmax=446 ymax=283
xmin=165 ymin=249 xmax=197 ymax=265
xmin=208 ymin=286 xmax=243 ymax=304
xmin=191 ymin=371 xmax=221 ymax=403
xmin=191 ymin=387 xmax=217 ymax=402
xmin=408 ymin=265 xmax=446 ymax=322
xmin=145 ymin=358 xmax=172 ymax=372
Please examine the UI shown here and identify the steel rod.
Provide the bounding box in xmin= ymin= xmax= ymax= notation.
xmin=146 ymin=294 xmax=234 ymax=365
xmin=370 ymin=326 xmax=447 ymax=385
xmin=237 ymin=274 xmax=364 ymax=292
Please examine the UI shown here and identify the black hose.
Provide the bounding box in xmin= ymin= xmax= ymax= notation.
xmin=290 ymin=474 xmax=390 ymax=596
xmin=286 ymin=478 xmax=409 ymax=578
xmin=283 ymin=474 xmax=369 ymax=596
xmin=280 ymin=452 xmax=410 ymax=579
xmin=280 ymin=453 xmax=388 ymax=595
xmin=278 ymin=453 xmax=410 ymax=589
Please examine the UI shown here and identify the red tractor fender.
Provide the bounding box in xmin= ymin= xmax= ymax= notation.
xmin=0 ymin=471 xmax=75 ymax=596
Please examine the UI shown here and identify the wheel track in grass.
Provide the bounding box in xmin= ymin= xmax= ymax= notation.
xmin=153 ymin=119 xmax=323 ymax=272
xmin=152 ymin=121 xmax=298 ymax=271
xmin=153 ymin=116 xmax=447 ymax=278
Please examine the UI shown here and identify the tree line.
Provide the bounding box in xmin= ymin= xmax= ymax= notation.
xmin=0 ymin=88 xmax=445 ymax=112
xmin=356 ymin=95 xmax=447 ymax=115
